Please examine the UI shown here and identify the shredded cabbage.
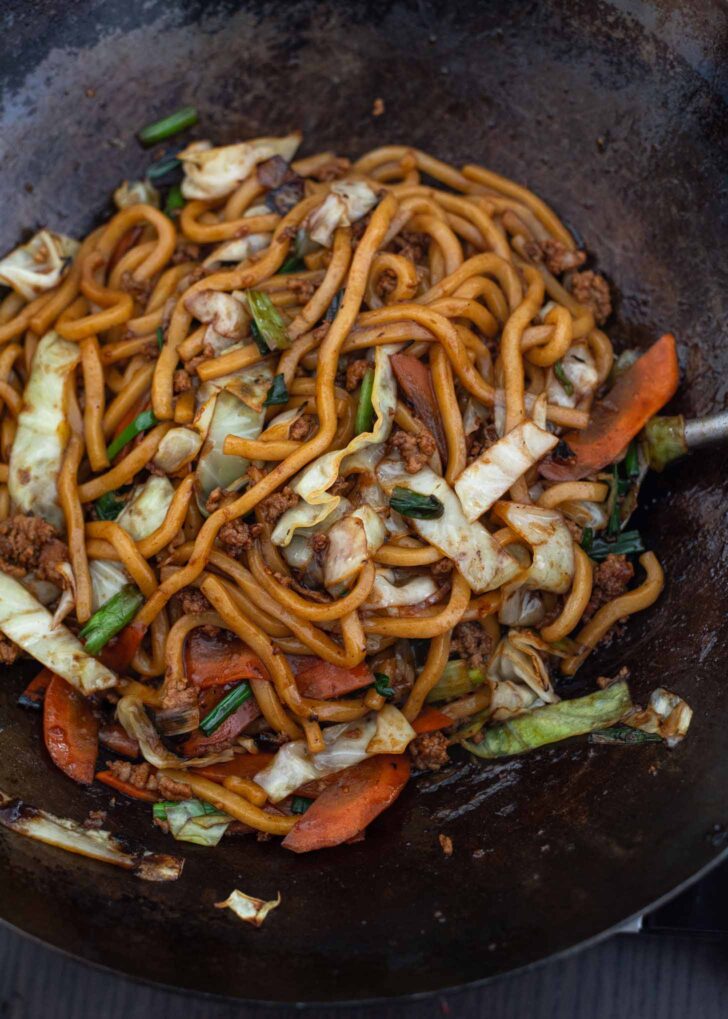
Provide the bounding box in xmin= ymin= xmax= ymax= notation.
xmin=547 ymin=343 xmax=598 ymax=408
xmin=377 ymin=460 xmax=519 ymax=594
xmin=8 ymin=331 xmax=81 ymax=530
xmin=487 ymin=629 xmax=557 ymax=704
xmin=307 ymin=181 xmax=379 ymax=247
xmin=185 ymin=290 xmax=247 ymax=339
xmin=323 ymin=507 xmax=386 ymax=590
xmin=0 ymin=573 xmax=117 ymax=692
xmin=365 ymin=569 xmax=439 ymax=610
xmin=454 ymin=421 xmax=558 ymax=522
xmin=113 ymin=180 xmax=160 ymax=210
xmin=117 ymin=697 xmax=233 ymax=770
xmin=215 ymin=889 xmax=281 ymax=927
xmin=272 ymin=345 xmax=397 ymax=545
xmin=0 ymin=231 xmax=79 ymax=300
xmin=204 ymin=205 xmax=272 ymax=266
xmin=179 ymin=134 xmax=301 ymax=200
xmin=117 ymin=476 xmax=175 ymax=540
xmin=493 ymin=501 xmax=574 ymax=594
xmin=153 ymin=427 xmax=203 ymax=474
xmin=623 ymin=687 xmax=693 ymax=748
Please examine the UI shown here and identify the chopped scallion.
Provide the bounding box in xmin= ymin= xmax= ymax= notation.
xmin=106 ymin=408 xmax=157 ymax=461
xmin=246 ymin=290 xmax=290 ymax=351
xmin=588 ymin=530 xmax=645 ymax=561
xmin=199 ymin=682 xmax=252 ymax=736
xmin=146 ymin=155 xmax=182 ymax=181
xmin=553 ymin=360 xmax=574 ymax=396
xmin=624 ymin=440 xmax=640 ymax=478
xmin=324 ymin=288 xmax=344 ymax=322
xmin=373 ymin=672 xmax=394 ymax=698
xmin=156 ymin=326 xmax=164 ymax=351
xmin=581 ymin=526 xmax=594 ymax=554
xmin=138 ymin=106 xmax=198 ymax=147
xmin=291 ymin=796 xmax=313 ymax=815
xmin=354 ymin=367 xmax=375 ymax=435
xmin=94 ymin=490 xmax=126 ymax=521
xmin=164 ymin=184 xmax=185 ymax=216
xmin=390 ymin=487 xmax=444 ymax=520
xmin=263 ymin=373 xmax=289 ymax=407
xmin=589 ymin=725 xmax=662 ymax=746
xmin=279 ymin=255 xmax=305 ymax=274
xmin=79 ymin=584 xmax=144 ymax=656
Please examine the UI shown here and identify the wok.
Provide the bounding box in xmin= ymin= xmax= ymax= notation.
xmin=0 ymin=0 xmax=727 ymax=1004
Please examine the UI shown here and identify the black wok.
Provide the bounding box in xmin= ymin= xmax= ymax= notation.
xmin=1 ymin=0 xmax=727 ymax=1004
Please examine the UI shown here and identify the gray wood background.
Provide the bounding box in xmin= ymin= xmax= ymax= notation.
xmin=3 ymin=922 xmax=728 ymax=1018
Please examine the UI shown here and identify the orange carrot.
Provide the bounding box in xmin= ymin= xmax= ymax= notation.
xmin=185 ymin=628 xmax=270 ymax=688
xmin=293 ymin=658 xmax=373 ymax=699
xmin=540 ymin=333 xmax=679 ymax=481
xmin=195 ymin=753 xmax=274 ymax=783
xmin=95 ymin=770 xmax=159 ymax=802
xmin=18 ymin=668 xmax=53 ymax=709
xmin=43 ymin=674 xmax=99 ymax=785
xmin=282 ymin=754 xmax=410 ymax=853
xmin=411 ymin=706 xmax=453 ymax=734
xmin=391 ymin=352 xmax=448 ymax=460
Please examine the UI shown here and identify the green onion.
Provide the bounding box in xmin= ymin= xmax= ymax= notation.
xmin=324 ymin=288 xmax=344 ymax=322
xmin=291 ymin=796 xmax=313 ymax=815
xmin=106 ymin=408 xmax=158 ymax=461
xmin=94 ymin=490 xmax=126 ymax=521
xmin=249 ymin=320 xmax=269 ymax=355
xmin=390 ymin=487 xmax=444 ymax=520
xmin=624 ymin=440 xmax=640 ymax=478
xmin=154 ymin=800 xmax=219 ymax=821
xmin=373 ymin=672 xmax=394 ymax=698
xmin=295 ymin=227 xmax=319 ymax=259
xmin=642 ymin=415 xmax=687 ymax=472
xmin=164 ymin=184 xmax=185 ymax=216
xmin=199 ymin=682 xmax=252 ymax=736
xmin=279 ymin=255 xmax=305 ymax=274
xmin=589 ymin=725 xmax=662 ymax=746
xmin=246 ymin=290 xmax=290 ymax=351
xmin=581 ymin=526 xmax=594 ymax=554
xmin=152 ymin=802 xmax=169 ymax=820
xmin=138 ymin=106 xmax=198 ymax=147
xmin=354 ymin=367 xmax=375 ymax=434
xmin=464 ymin=681 xmax=633 ymax=760
xmin=588 ymin=529 xmax=645 ymax=561
xmin=607 ymin=464 xmax=622 ymax=536
xmin=553 ymin=360 xmax=574 ymax=396
xmin=156 ymin=326 xmax=164 ymax=351
xmin=426 ymin=660 xmax=486 ymax=704
xmin=263 ymin=373 xmax=289 ymax=407
xmin=79 ymin=584 xmax=144 ymax=656
xmin=146 ymin=155 xmax=182 ymax=181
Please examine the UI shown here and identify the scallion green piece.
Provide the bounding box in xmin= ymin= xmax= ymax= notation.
xmin=426 ymin=660 xmax=486 ymax=703
xmin=324 ymin=288 xmax=344 ymax=322
xmin=589 ymin=725 xmax=662 ymax=746
xmin=607 ymin=464 xmax=622 ymax=536
xmin=79 ymin=584 xmax=144 ymax=656
xmin=164 ymin=184 xmax=185 ymax=216
xmin=588 ymin=529 xmax=645 ymax=561
xmin=156 ymin=326 xmax=164 ymax=351
xmin=291 ymin=796 xmax=313 ymax=815
xmin=279 ymin=255 xmax=305 ymax=274
xmin=642 ymin=415 xmax=688 ymax=472
xmin=390 ymin=487 xmax=444 ymax=520
xmin=354 ymin=367 xmax=375 ymax=434
xmin=94 ymin=490 xmax=126 ymax=521
xmin=373 ymin=672 xmax=394 ymax=698
xmin=263 ymin=373 xmax=289 ymax=407
xmin=581 ymin=526 xmax=594 ymax=555
xmin=138 ymin=106 xmax=198 ymax=147
xmin=624 ymin=440 xmax=640 ymax=478
xmin=246 ymin=290 xmax=291 ymax=350
xmin=553 ymin=360 xmax=574 ymax=396
xmin=146 ymin=155 xmax=182 ymax=181
xmin=153 ymin=799 xmax=219 ymax=820
xmin=199 ymin=682 xmax=252 ymax=736
xmin=249 ymin=320 xmax=269 ymax=355
xmin=106 ymin=408 xmax=158 ymax=461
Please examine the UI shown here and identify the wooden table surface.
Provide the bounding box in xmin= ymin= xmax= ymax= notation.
xmin=3 ymin=921 xmax=728 ymax=1018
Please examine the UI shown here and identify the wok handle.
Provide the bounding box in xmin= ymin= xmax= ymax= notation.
xmin=684 ymin=410 xmax=728 ymax=449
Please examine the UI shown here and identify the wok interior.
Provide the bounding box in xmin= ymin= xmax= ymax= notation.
xmin=0 ymin=0 xmax=727 ymax=1002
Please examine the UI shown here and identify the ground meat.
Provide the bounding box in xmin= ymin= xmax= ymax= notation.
xmin=0 ymin=634 xmax=21 ymax=665
xmin=311 ymin=532 xmax=329 ymax=555
xmin=390 ymin=230 xmax=429 ymax=264
xmin=329 ymin=475 xmax=355 ymax=498
xmin=345 ymin=358 xmax=371 ymax=392
xmin=98 ymin=723 xmax=139 ymax=758
xmin=569 ymin=270 xmax=612 ymax=325
xmin=525 ymin=238 xmax=587 ymax=275
xmin=107 ymin=760 xmax=156 ymax=790
xmin=175 ymin=586 xmax=212 ymax=616
xmin=389 ymin=428 xmax=437 ymax=474
xmin=258 ymin=487 xmax=299 ymax=525
xmin=465 ymin=423 xmax=499 ymax=463
xmin=157 ymin=774 xmax=192 ymax=800
xmin=0 ymin=515 xmax=68 ymax=583
xmin=287 ymin=276 xmax=317 ymax=302
xmin=563 ymin=517 xmax=584 ymax=543
xmin=409 ymin=731 xmax=450 ymax=771
xmin=368 ymin=640 xmax=416 ymax=706
xmin=218 ymin=520 xmax=262 ymax=559
xmin=184 ymin=343 xmax=215 ymax=373
xmin=205 ymin=487 xmax=236 ymax=515
xmin=308 ymin=157 xmax=351 ymax=182
xmin=451 ymin=621 xmax=495 ymax=669
xmin=582 ymin=554 xmax=635 ymax=622
xmin=289 ymin=413 xmax=315 ymax=441
xmin=172 ymin=368 xmax=192 ymax=394
xmin=172 ymin=241 xmax=200 ymax=265
xmin=376 ymin=268 xmax=397 ymax=299
xmin=120 ymin=271 xmax=153 ymax=305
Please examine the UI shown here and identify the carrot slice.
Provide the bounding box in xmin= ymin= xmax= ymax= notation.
xmin=294 ymin=659 xmax=374 ymax=699
xmin=95 ymin=770 xmax=159 ymax=802
xmin=181 ymin=698 xmax=261 ymax=756
xmin=411 ymin=706 xmax=453 ymax=734
xmin=391 ymin=352 xmax=448 ymax=461
xmin=18 ymin=668 xmax=53 ymax=709
xmin=282 ymin=754 xmax=410 ymax=853
xmin=43 ymin=674 xmax=99 ymax=785
xmin=99 ymin=622 xmax=146 ymax=672
xmin=195 ymin=753 xmax=275 ymax=783
xmin=185 ymin=628 xmax=270 ymax=688
xmin=540 ymin=333 xmax=679 ymax=481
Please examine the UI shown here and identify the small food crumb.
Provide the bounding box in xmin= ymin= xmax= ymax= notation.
xmin=438 ymin=833 xmax=453 ymax=857
xmin=371 ymin=97 xmax=385 ymax=117
xmin=85 ymin=87 xmax=96 ymax=98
